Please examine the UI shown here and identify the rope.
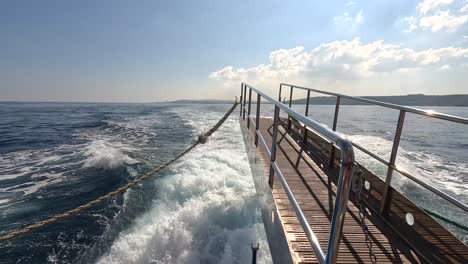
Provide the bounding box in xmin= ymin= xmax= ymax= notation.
xmin=424 ymin=209 xmax=468 ymax=232
xmin=0 ymin=99 xmax=239 ymax=241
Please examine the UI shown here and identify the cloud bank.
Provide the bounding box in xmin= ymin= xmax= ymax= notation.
xmin=209 ymin=38 xmax=468 ymax=85
xmin=405 ymin=0 xmax=468 ymax=32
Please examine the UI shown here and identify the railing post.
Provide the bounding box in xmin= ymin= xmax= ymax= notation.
xmin=251 ymin=243 xmax=259 ymax=264
xmin=268 ymin=105 xmax=280 ymax=187
xmin=278 ymin=84 xmax=283 ymax=101
xmin=380 ymin=110 xmax=406 ymax=214
xmin=328 ymin=96 xmax=341 ymax=168
xmin=243 ymin=85 xmax=247 ymax=120
xmin=247 ymin=88 xmax=252 ymax=128
xmin=303 ymin=90 xmax=311 ymax=143
xmin=289 ymin=86 xmax=293 ymax=108
xmin=240 ymin=83 xmax=244 ymax=117
xmin=255 ymin=94 xmax=261 ymax=146
xmin=288 ymin=86 xmax=293 ymax=129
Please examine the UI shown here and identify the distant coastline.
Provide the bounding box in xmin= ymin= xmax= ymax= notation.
xmin=170 ymin=94 xmax=468 ymax=107
xmin=1 ymin=94 xmax=467 ymax=106
xmin=169 ymin=99 xmax=235 ymax=104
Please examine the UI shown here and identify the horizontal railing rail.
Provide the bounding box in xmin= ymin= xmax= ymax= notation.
xmin=240 ymin=82 xmax=356 ymax=264
xmin=279 ymin=83 xmax=468 ymax=215
xmin=280 ymin=83 xmax=468 ymax=125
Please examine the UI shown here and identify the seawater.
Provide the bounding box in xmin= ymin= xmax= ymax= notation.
xmin=0 ymin=103 xmax=270 ymax=264
xmin=0 ymin=102 xmax=467 ymax=263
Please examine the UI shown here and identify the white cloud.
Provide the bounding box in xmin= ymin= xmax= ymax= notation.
xmin=404 ymin=0 xmax=468 ymax=32
xmin=209 ymin=38 xmax=468 ymax=84
xmin=334 ymin=12 xmax=352 ymax=24
xmin=333 ymin=9 xmax=364 ymax=34
xmin=403 ymin=16 xmax=418 ymax=32
xmin=418 ymin=0 xmax=454 ymax=14
xmin=346 ymin=1 xmax=357 ymax=7
xmin=334 ymin=10 xmax=363 ymax=26
xmin=461 ymin=3 xmax=468 ymax=12
xmin=419 ymin=10 xmax=468 ymax=31
xmin=355 ymin=10 xmax=364 ymax=24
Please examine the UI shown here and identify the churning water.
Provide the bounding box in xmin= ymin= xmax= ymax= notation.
xmin=0 ymin=103 xmax=270 ymax=264
xmin=0 ymin=102 xmax=466 ymax=263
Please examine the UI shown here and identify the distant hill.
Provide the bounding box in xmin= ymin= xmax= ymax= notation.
xmin=169 ymin=99 xmax=233 ymax=104
xmin=289 ymin=94 xmax=468 ymax=106
xmin=167 ymin=94 xmax=468 ymax=106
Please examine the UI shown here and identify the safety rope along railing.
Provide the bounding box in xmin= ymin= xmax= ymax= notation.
xmin=279 ymin=83 xmax=468 ymax=215
xmin=240 ymin=83 xmax=356 ymax=264
xmin=0 ymin=99 xmax=239 ymax=241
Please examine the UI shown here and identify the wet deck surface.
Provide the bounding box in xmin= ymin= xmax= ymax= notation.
xmin=246 ymin=118 xmax=468 ymax=263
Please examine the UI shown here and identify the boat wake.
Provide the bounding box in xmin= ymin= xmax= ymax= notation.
xmin=88 ymin=105 xmax=271 ymax=264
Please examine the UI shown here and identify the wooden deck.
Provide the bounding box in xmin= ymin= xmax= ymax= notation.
xmin=243 ymin=117 xmax=468 ymax=263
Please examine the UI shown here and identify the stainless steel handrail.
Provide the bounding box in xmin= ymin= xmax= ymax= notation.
xmin=280 ymin=83 xmax=468 ymax=125
xmin=279 ymin=83 xmax=468 ymax=214
xmin=240 ymin=82 xmax=356 ymax=264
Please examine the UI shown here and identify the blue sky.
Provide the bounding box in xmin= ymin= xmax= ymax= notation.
xmin=1 ymin=0 xmax=467 ymax=102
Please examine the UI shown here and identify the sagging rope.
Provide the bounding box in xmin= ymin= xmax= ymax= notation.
xmin=0 ymin=99 xmax=239 ymax=241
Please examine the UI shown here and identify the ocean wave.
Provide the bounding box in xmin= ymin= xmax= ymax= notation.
xmin=83 ymin=140 xmax=137 ymax=169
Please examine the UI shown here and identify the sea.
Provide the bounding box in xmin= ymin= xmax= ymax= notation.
xmin=0 ymin=102 xmax=466 ymax=263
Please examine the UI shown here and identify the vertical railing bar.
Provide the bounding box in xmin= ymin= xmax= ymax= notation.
xmin=289 ymin=86 xmax=293 ymax=108
xmin=243 ymin=85 xmax=247 ymax=120
xmin=303 ymin=90 xmax=311 ymax=143
xmin=247 ymin=88 xmax=252 ymax=128
xmin=287 ymin=86 xmax=294 ymax=129
xmin=268 ymin=105 xmax=280 ymax=187
xmin=328 ymin=96 xmax=341 ymax=168
xmin=240 ymin=83 xmax=244 ymax=117
xmin=255 ymin=93 xmax=261 ymax=146
xmin=380 ymin=110 xmax=406 ymax=214
xmin=278 ymin=84 xmax=283 ymax=101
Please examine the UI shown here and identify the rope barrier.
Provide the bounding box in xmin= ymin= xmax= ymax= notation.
xmin=0 ymin=99 xmax=238 ymax=241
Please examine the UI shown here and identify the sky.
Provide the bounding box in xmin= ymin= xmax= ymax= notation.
xmin=1 ymin=0 xmax=468 ymax=102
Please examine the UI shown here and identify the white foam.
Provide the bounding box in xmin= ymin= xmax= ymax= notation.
xmin=83 ymin=140 xmax=137 ymax=169
xmin=0 ymin=148 xmax=75 ymax=199
xmin=97 ymin=106 xmax=271 ymax=264
xmin=102 ymin=112 xmax=160 ymax=147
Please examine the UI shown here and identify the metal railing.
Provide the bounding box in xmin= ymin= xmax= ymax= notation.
xmin=240 ymin=83 xmax=356 ymax=264
xmin=279 ymin=83 xmax=468 ymax=215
